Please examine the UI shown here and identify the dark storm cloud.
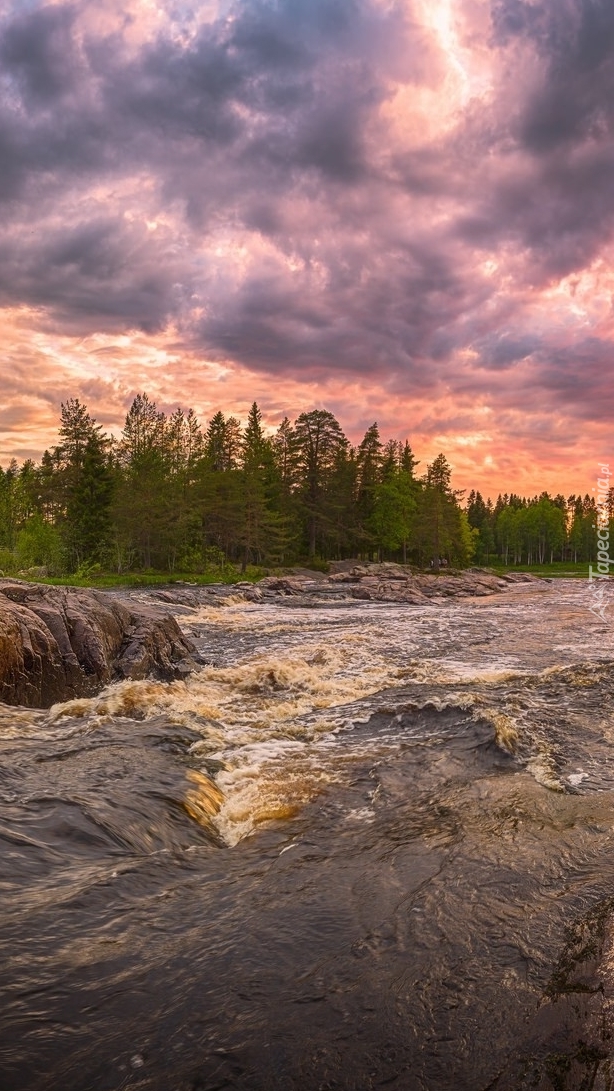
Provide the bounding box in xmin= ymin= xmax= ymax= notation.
xmin=201 ymin=223 xmax=482 ymax=382
xmin=97 ymin=28 xmax=245 ymax=149
xmin=446 ymin=0 xmax=614 ymax=264
xmin=0 ymin=0 xmax=440 ymax=342
xmin=0 ymin=3 xmax=81 ymax=104
xmin=1 ymin=0 xmax=614 ymax=437
xmin=0 ymin=216 xmax=189 ymax=334
xmin=535 ymin=338 xmax=614 ymax=420
xmin=493 ymin=0 xmax=614 ymax=151
xmin=473 ymin=332 xmax=541 ymax=369
xmin=473 ymin=0 xmax=614 ymax=281
xmin=456 ymin=139 xmax=614 ymax=282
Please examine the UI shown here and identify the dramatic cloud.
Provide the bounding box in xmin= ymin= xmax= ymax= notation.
xmin=1 ymin=0 xmax=614 ymax=494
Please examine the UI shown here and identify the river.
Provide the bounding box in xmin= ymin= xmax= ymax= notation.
xmin=2 ymin=578 xmax=614 ymax=1090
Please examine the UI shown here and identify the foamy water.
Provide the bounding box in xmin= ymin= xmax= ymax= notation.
xmin=23 ymin=580 xmax=614 ymax=844
xmin=6 ymin=579 xmax=614 ymax=1089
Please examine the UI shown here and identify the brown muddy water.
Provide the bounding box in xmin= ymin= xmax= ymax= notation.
xmin=3 ymin=579 xmax=614 ymax=1090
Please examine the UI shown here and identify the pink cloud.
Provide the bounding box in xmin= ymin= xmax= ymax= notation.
xmin=0 ymin=0 xmax=613 ymax=499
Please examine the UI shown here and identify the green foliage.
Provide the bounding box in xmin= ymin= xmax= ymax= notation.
xmin=355 ymin=422 xmax=383 ymax=541
xmin=74 ymin=560 xmax=103 ymax=579
xmin=458 ymin=511 xmax=479 ymax=565
xmin=303 ymin=556 xmax=330 ymax=573
xmin=413 ymin=454 xmax=460 ymax=569
xmin=3 ymin=396 xmax=602 ymax=583
xmin=16 ymin=515 xmax=65 ymax=573
xmin=368 ymin=470 xmax=416 ymax=556
xmin=0 ymin=548 xmax=18 ymax=574
xmin=496 ymin=493 xmax=578 ymax=565
xmin=466 ymin=490 xmax=496 ymax=563
xmin=65 ymin=434 xmax=114 ymax=567
xmin=293 ymin=409 xmax=349 ymax=557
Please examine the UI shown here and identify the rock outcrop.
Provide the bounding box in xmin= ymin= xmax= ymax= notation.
xmin=241 ymin=564 xmax=546 ymax=605
xmin=0 ymin=580 xmax=197 ymax=708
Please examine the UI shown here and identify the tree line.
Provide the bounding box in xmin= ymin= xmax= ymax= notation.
xmin=0 ymin=395 xmax=607 ymax=576
xmin=0 ymin=396 xmax=476 ymax=575
xmin=466 ymin=490 xmax=612 ymax=566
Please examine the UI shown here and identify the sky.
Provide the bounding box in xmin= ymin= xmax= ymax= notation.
xmin=1 ymin=0 xmax=613 ymax=497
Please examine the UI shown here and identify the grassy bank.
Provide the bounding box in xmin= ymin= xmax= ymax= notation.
xmin=1 ymin=559 xmax=597 ymax=589
xmin=14 ymin=566 xmax=266 ymax=589
xmin=487 ymin=561 xmax=591 ymax=578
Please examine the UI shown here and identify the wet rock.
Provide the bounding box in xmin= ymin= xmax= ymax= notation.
xmin=0 ymin=580 xmax=197 ymax=709
xmin=257 ymin=575 xmax=325 ymax=595
xmin=0 ymin=595 xmax=69 ymax=708
xmin=329 ymin=559 xmax=416 ymax=578
xmin=100 ymin=566 xmax=547 ymax=622
xmin=494 ymin=898 xmax=614 ymax=1090
xmin=239 ymin=584 xmax=265 ymax=602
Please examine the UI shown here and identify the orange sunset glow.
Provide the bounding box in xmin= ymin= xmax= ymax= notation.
xmin=1 ymin=0 xmax=613 ymax=496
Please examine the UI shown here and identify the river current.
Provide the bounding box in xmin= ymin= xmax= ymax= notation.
xmin=3 ymin=579 xmax=614 ymax=1090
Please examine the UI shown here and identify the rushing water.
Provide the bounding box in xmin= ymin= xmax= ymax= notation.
xmin=3 ymin=579 xmax=614 ymax=1090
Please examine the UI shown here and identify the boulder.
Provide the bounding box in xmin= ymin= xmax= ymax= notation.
xmin=0 ymin=580 xmax=197 ymax=709
xmin=257 ymin=575 xmax=322 ymax=595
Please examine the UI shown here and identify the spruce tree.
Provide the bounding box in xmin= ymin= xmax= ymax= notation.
xmin=293 ymin=410 xmax=348 ymax=557
xmin=415 ymin=454 xmax=458 ymax=570
xmin=355 ymin=423 xmax=383 ymax=556
xmin=66 ymin=433 xmax=114 ymax=565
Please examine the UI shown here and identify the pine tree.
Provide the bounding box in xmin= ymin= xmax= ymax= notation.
xmin=0 ymin=460 xmax=19 ymax=551
xmin=114 ymin=395 xmax=168 ymax=569
xmin=355 ymin=423 xmax=383 ymax=555
xmin=239 ymin=403 xmax=271 ymax=569
xmin=66 ymin=433 xmax=114 ymax=564
xmin=324 ymin=444 xmax=358 ymax=559
xmin=369 ymin=468 xmax=416 ymax=561
xmin=119 ymin=394 xmax=165 ymax=465
xmin=293 ymin=410 xmax=348 ymax=557
xmin=400 ymin=441 xmax=419 ymax=477
xmin=38 ymin=449 xmax=63 ymax=522
xmin=270 ymin=417 xmax=301 ymax=561
xmin=204 ymin=412 xmax=242 ymax=473
xmin=415 ymin=454 xmax=458 ymax=570
xmin=58 ymin=399 xmax=101 ymax=480
xmin=467 ymin=490 xmax=495 ymax=563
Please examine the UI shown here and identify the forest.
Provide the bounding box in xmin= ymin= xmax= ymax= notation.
xmin=0 ymin=396 xmax=608 ymax=578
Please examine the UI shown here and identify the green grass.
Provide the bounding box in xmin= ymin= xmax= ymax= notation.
xmin=2 ymin=559 xmax=599 ymax=588
xmin=14 ymin=566 xmax=266 ymax=589
xmin=487 ymin=560 xmax=593 ymax=578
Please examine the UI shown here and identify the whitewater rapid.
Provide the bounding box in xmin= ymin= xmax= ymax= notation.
xmin=3 ymin=579 xmax=614 ymax=1090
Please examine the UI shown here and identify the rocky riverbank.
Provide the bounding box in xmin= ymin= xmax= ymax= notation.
xmin=0 ymin=567 xmax=547 ymax=708
xmin=0 ymin=580 xmax=197 ymax=708
xmin=237 ymin=563 xmax=547 ymax=606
